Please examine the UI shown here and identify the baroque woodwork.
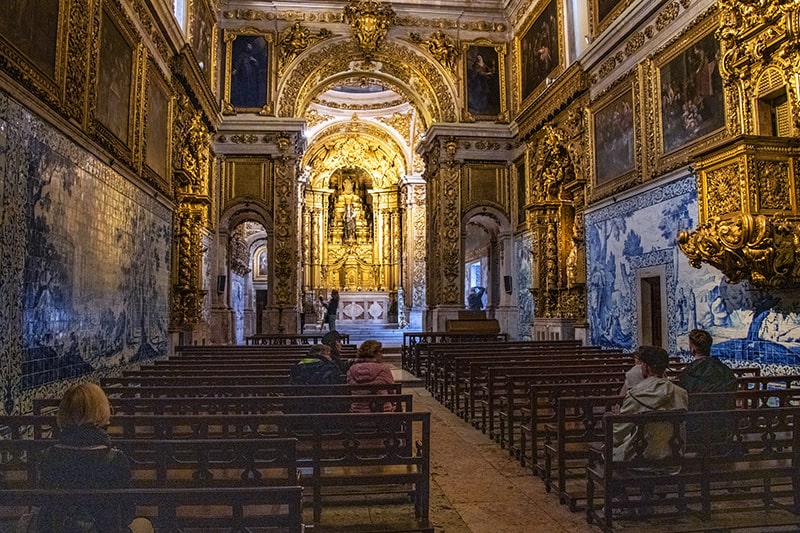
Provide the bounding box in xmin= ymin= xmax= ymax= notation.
xmin=679 ymin=136 xmax=800 ymax=288
xmin=679 ymin=1 xmax=800 ymax=288
xmin=343 ymin=0 xmax=396 ymax=59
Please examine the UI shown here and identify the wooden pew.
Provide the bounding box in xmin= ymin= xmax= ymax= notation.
xmin=400 ymin=331 xmax=511 ymax=376
xmin=244 ymin=333 xmax=351 ymax=345
xmin=546 ymin=387 xmax=800 ymax=512
xmin=0 ymin=486 xmax=304 ymax=532
xmin=99 ymin=382 xmax=404 ymax=399
xmin=33 ymin=394 xmax=414 ymax=416
xmin=0 ymin=438 xmax=299 ymax=489
xmin=586 ymin=407 xmax=800 ymax=531
xmin=0 ymin=412 xmax=431 ymax=524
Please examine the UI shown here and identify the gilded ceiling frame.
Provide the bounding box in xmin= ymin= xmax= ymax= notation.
xmin=303 ymin=124 xmax=406 ymax=191
xmin=275 ymin=37 xmax=458 ymax=124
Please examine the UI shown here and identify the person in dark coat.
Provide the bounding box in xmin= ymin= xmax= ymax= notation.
xmin=319 ymin=290 xmax=340 ymax=331
xmin=679 ymin=329 xmax=737 ymax=451
xmin=38 ymin=383 xmax=153 ymax=533
xmin=289 ymin=343 xmax=346 ymax=385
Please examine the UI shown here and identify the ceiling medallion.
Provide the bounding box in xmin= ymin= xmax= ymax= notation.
xmin=343 ymin=0 xmax=396 ymax=59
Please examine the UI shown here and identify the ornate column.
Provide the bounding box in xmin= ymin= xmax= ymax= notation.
xmin=402 ymin=180 xmax=427 ymax=329
xmin=420 ymin=136 xmax=463 ymax=330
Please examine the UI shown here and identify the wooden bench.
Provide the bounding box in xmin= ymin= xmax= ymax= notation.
xmin=545 ymin=387 xmax=800 ymax=512
xmin=33 ymin=393 xmax=414 ymax=416
xmin=244 ymin=333 xmax=351 ymax=345
xmin=99 ymin=382 xmax=404 ymax=399
xmin=0 ymin=486 xmax=304 ymax=532
xmin=0 ymin=437 xmax=299 ymax=489
xmin=0 ymin=411 xmax=431 ymax=524
xmin=586 ymin=406 xmax=800 ymax=531
xmin=400 ymin=332 xmax=511 ymax=376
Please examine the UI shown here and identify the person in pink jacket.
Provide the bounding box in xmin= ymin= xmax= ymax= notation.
xmin=347 ymin=340 xmax=395 ymax=412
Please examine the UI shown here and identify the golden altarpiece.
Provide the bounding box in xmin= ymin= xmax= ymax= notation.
xmin=302 ymin=133 xmax=404 ymax=327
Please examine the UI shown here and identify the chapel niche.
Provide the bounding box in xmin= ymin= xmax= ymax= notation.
xmin=327 ymin=168 xmax=374 ymax=245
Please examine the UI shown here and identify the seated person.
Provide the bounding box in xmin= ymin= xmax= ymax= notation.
xmin=613 ymin=346 xmax=688 ymax=465
xmin=289 ymin=343 xmax=346 ymax=385
xmin=322 ymin=330 xmax=352 ymax=374
xmin=347 ymin=340 xmax=395 ymax=412
xmin=619 ymin=350 xmax=644 ymax=397
xmin=679 ymin=329 xmax=737 ymax=450
xmin=38 ymin=382 xmax=153 ymax=533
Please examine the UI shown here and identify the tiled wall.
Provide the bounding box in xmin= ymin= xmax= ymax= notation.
xmin=0 ymin=90 xmax=171 ymax=413
xmin=585 ymin=173 xmax=800 ymax=373
xmin=514 ymin=233 xmax=533 ymax=339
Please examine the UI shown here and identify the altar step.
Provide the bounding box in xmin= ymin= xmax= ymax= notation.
xmin=303 ymin=323 xmax=405 ymax=349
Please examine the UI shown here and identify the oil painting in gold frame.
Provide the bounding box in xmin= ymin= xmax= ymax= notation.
xmin=590 ymin=0 xmax=635 ymax=38
xmin=223 ymin=29 xmax=274 ymax=115
xmin=650 ymin=14 xmax=726 ymax=174
xmin=190 ymin=0 xmax=216 ymax=87
xmin=143 ymin=62 xmax=172 ymax=191
xmin=462 ymin=39 xmax=507 ymax=122
xmin=589 ymin=72 xmax=640 ymax=199
xmin=515 ymin=0 xmax=563 ymax=109
xmin=93 ymin=5 xmax=140 ymax=164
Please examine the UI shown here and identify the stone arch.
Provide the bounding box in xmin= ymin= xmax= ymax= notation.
xmin=219 ymin=200 xmax=273 ymax=233
xmin=461 ymin=206 xmax=512 ymax=310
xmin=303 ymin=123 xmax=408 ymax=190
xmin=275 ymin=37 xmax=458 ymax=123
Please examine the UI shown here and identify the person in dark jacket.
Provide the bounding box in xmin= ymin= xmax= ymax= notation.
xmin=319 ymin=290 xmax=340 ymax=331
xmin=322 ymin=330 xmax=352 ymax=374
xmin=38 ymin=383 xmax=153 ymax=533
xmin=289 ymin=343 xmax=346 ymax=385
xmin=679 ymin=329 xmax=737 ymax=451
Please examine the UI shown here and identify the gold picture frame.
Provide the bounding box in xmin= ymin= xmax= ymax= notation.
xmin=514 ymin=0 xmax=564 ymax=112
xmin=589 ymin=0 xmax=635 ymax=39
xmin=649 ymin=13 xmax=727 ymax=175
xmin=253 ymin=244 xmax=269 ymax=281
xmin=0 ymin=0 xmax=69 ymax=107
xmin=189 ymin=0 xmax=216 ymax=87
xmin=92 ymin=3 xmax=141 ymax=166
xmin=461 ymin=39 xmax=508 ymax=123
xmin=142 ymin=60 xmax=172 ymax=193
xmin=588 ymin=71 xmax=641 ymax=200
xmin=222 ymin=28 xmax=275 ymax=116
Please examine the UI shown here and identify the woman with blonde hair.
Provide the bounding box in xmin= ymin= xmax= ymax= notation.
xmin=347 ymin=340 xmax=395 ymax=412
xmin=38 ymin=382 xmax=153 ymax=533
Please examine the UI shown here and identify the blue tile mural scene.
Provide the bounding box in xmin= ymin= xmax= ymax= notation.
xmin=514 ymin=233 xmax=533 ymax=339
xmin=585 ymin=174 xmax=800 ymax=373
xmin=0 ymin=90 xmax=171 ymax=406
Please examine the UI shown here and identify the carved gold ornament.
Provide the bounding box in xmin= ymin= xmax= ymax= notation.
xmin=343 ymin=0 xmax=396 ymax=59
xmin=679 ymin=136 xmax=800 ymax=287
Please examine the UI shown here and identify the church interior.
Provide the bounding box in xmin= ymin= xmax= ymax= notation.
xmin=2 ymin=0 xmax=800 ymax=530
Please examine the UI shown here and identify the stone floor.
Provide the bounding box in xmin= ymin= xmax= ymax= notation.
xmin=308 ymin=359 xmax=800 ymax=533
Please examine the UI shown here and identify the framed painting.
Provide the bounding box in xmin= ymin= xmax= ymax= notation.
xmin=589 ymin=73 xmax=640 ymax=198
xmin=95 ymin=6 xmax=138 ymax=153
xmin=0 ymin=0 xmax=62 ymax=79
xmin=253 ymin=245 xmax=269 ymax=281
xmin=515 ymin=0 xmax=562 ymax=107
xmin=462 ymin=40 xmax=507 ymax=122
xmin=652 ymin=15 xmax=726 ymax=173
xmin=143 ymin=62 xmax=171 ymax=190
xmin=591 ymin=0 xmax=635 ymax=38
xmin=0 ymin=0 xmax=67 ymax=102
xmin=190 ymin=0 xmax=216 ymax=86
xmin=223 ymin=29 xmax=273 ymax=115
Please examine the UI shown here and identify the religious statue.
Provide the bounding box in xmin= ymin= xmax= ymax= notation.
xmin=343 ymin=203 xmax=357 ymax=242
